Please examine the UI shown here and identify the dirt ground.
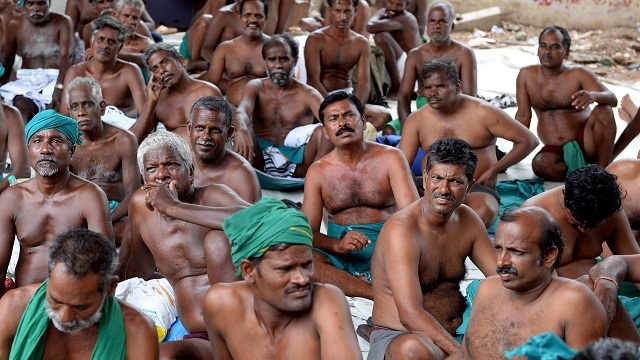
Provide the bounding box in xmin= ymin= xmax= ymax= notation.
xmin=451 ymin=23 xmax=640 ymax=86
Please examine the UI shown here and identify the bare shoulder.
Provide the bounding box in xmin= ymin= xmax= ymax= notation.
xmin=205 ymin=282 xmax=248 ymax=313
xmin=550 ymin=277 xmax=599 ymax=305
xmin=0 ymin=285 xmax=38 ymax=324
xmin=201 ymin=182 xmax=244 ymax=205
xmin=71 ymin=174 xmax=108 ymax=195
xmin=191 ymin=79 xmax=222 ymax=96
xmin=453 ymin=40 xmax=475 ymax=56
xmin=517 ymin=64 xmax=539 ymax=78
xmin=106 ymin=123 xmax=138 ymax=147
xmin=50 ymin=12 xmax=73 ymax=26
xmin=368 ymin=141 xmax=406 ymax=162
xmin=311 ymin=283 xmax=348 ymax=309
xmin=292 ymin=80 xmax=323 ymax=99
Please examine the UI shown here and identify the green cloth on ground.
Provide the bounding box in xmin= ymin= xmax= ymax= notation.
xmin=25 ymin=110 xmax=82 ymax=145
xmin=619 ymin=295 xmax=640 ymax=329
xmin=487 ymin=178 xmax=546 ymax=233
xmin=108 ymin=200 xmax=119 ymax=213
xmin=563 ymin=140 xmax=587 ymax=177
xmin=223 ymin=196 xmax=313 ymax=275
xmin=179 ymin=33 xmax=192 ymax=60
xmin=10 ymin=279 xmax=126 ymax=360
xmin=455 ymin=279 xmax=481 ymax=342
xmin=504 ymin=332 xmax=577 ymax=360
xmin=416 ymin=95 xmax=427 ymax=109
xmin=254 ymin=170 xmax=305 ymax=191
xmin=315 ymin=221 xmax=384 ymax=281
xmin=618 ymin=281 xmax=640 ymax=298
xmin=383 ymin=118 xmax=402 ymax=136
xmin=257 ymin=137 xmax=305 ymax=164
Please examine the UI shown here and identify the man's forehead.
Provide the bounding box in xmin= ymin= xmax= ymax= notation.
xmin=143 ymin=146 xmax=181 ymax=161
xmin=265 ymin=42 xmax=292 ymax=56
xmin=327 ymin=99 xmax=357 ymax=112
xmin=32 ymin=128 xmax=67 ymax=139
xmin=331 ymin=0 xmax=354 ymax=9
xmin=428 ymin=6 xmax=448 ymax=18
xmin=261 ymin=244 xmax=312 ymax=262
xmin=428 ymin=162 xmax=467 ymax=176
xmin=193 ymin=109 xmax=225 ymax=124
xmin=540 ymin=30 xmax=563 ymax=43
xmin=95 ymin=27 xmax=120 ymax=38
xmin=241 ymin=0 xmax=265 ymax=14
xmin=120 ymin=4 xmax=141 ymax=14
xmin=149 ymin=50 xmax=173 ymax=64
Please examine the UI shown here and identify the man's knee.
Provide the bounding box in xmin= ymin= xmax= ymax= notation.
xmin=386 ymin=334 xmax=443 ymax=360
xmin=464 ymin=193 xmax=498 ymax=227
xmin=590 ymin=104 xmax=614 ymax=125
xmin=12 ymin=96 xmax=39 ymax=124
xmin=532 ymin=152 xmax=566 ymax=181
xmin=373 ymin=31 xmax=391 ymax=46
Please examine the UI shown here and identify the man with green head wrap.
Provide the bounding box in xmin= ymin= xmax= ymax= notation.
xmin=203 ymin=196 xmax=363 ymax=360
xmin=0 ymin=109 xmax=114 ymax=298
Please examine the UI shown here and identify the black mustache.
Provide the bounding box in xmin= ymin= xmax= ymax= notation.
xmin=160 ymin=72 xmax=174 ymax=81
xmin=431 ymin=192 xmax=454 ymax=201
xmin=335 ymin=126 xmax=355 ymax=136
xmin=286 ymin=284 xmax=311 ymax=294
xmin=496 ymin=266 xmax=517 ymax=275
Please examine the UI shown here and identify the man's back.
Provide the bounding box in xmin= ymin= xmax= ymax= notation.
xmin=462 ymin=276 xmax=607 ymax=359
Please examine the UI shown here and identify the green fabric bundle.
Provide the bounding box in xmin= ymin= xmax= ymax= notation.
xmin=25 ymin=110 xmax=82 ymax=145
xmin=223 ymin=196 xmax=313 ymax=275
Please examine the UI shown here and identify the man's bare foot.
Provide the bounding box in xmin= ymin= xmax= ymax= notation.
xmin=618 ymin=94 xmax=638 ymax=124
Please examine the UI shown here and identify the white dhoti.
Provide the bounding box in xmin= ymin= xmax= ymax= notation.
xmin=0 ymin=68 xmax=59 ymax=112
xmin=102 ymin=105 xmax=137 ymax=130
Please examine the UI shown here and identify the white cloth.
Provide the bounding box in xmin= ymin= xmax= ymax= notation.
xmin=328 ymin=87 xmax=354 ymax=95
xmin=116 ymin=277 xmax=178 ymax=342
xmin=102 ymin=105 xmax=136 ymax=129
xmin=396 ymin=51 xmax=407 ymax=83
xmin=284 ymin=123 xmax=322 ymax=148
xmin=0 ymin=68 xmax=59 ymax=111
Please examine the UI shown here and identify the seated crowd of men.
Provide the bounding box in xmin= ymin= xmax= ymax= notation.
xmin=0 ymin=0 xmax=639 ymax=359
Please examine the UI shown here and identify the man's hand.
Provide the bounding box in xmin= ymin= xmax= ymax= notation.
xmin=146 ymin=77 xmax=165 ymax=103
xmin=333 ymin=231 xmax=370 ymax=254
xmin=593 ymin=278 xmax=619 ymax=323
xmin=142 ymin=181 xmax=179 ymax=215
xmin=571 ymin=90 xmax=596 ymax=110
xmin=475 ymin=168 xmax=497 ymax=189
xmin=232 ymin=126 xmax=255 ymax=164
xmin=84 ymin=47 xmax=94 ymax=61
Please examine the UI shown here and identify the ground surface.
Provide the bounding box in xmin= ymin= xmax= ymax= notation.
xmin=452 ymin=23 xmax=640 ymax=85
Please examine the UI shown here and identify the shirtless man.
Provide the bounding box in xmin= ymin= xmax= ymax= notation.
xmin=0 ymin=103 xmax=30 ymax=193
xmin=233 ymin=34 xmax=329 ymax=179
xmin=606 ymin=159 xmax=640 ymax=240
xmin=299 ymin=0 xmax=370 ymax=36
xmin=113 ymin=0 xmax=154 ymax=68
xmin=369 ymin=138 xmax=496 ymax=359
xmin=304 ymin=0 xmax=391 ymax=130
xmin=66 ymin=77 xmax=139 ymax=249
xmin=205 ymin=196 xmax=362 ymax=360
xmin=0 ymin=228 xmax=158 ymax=360
xmin=206 ymin=0 xmax=269 ymax=106
xmin=130 ymin=43 xmax=222 ymax=143
xmin=515 ymin=25 xmax=618 ymax=181
xmin=397 ymin=0 xmax=477 ymax=128
xmin=126 ymin=131 xmax=248 ymax=359
xmin=188 ymin=96 xmax=261 ymax=203
xmin=0 ymin=0 xmax=73 ymax=122
xmin=399 ymin=60 xmax=538 ymax=226
xmin=366 ymin=0 xmax=420 ymax=99
xmin=62 ymin=16 xmax=146 ymax=119
xmin=0 ymin=110 xmax=114 ymax=297
xmin=301 ymin=92 xmax=419 ymax=299
xmin=199 ymin=0 xmax=243 ymax=64
xmin=454 ymin=207 xmax=607 ymax=359
xmin=521 ymin=164 xmax=640 ymax=341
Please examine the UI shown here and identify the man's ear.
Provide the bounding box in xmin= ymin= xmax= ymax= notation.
xmin=465 ymin=179 xmax=476 ymax=197
xmin=226 ymin=126 xmax=235 ymax=142
xmin=100 ymin=100 xmax=107 ymax=116
xmin=543 ymin=247 xmax=559 ymax=268
xmin=105 ymin=276 xmax=119 ymax=297
xmin=240 ymin=259 xmax=256 ymax=283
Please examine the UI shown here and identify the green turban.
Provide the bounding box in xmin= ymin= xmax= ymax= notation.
xmin=25 ymin=110 xmax=82 ymax=145
xmin=223 ymin=196 xmax=313 ymax=275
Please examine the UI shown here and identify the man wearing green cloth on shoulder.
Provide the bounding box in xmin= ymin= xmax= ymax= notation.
xmin=0 ymin=228 xmax=158 ymax=359
xmin=203 ymin=196 xmax=362 ymax=360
